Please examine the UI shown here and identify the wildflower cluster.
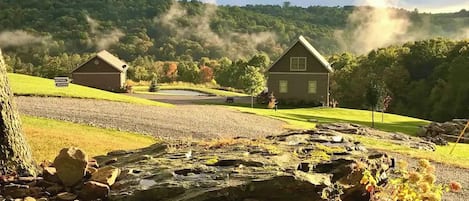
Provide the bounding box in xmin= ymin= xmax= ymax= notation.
xmin=360 ymin=159 xmax=462 ymax=201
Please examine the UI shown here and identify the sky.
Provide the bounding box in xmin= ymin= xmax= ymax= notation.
xmin=208 ymin=0 xmax=469 ymax=13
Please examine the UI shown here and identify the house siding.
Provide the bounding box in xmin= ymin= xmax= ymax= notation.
xmin=268 ymin=73 xmax=329 ymax=105
xmin=269 ymin=42 xmax=329 ymax=73
xmin=73 ymin=58 xmax=120 ymax=73
xmin=72 ymin=73 xmax=123 ymax=91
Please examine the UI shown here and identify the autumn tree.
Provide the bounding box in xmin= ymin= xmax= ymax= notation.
xmin=0 ymin=49 xmax=36 ymax=176
xmin=199 ymin=65 xmax=214 ymax=83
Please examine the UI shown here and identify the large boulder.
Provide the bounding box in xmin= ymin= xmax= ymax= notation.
xmin=53 ymin=147 xmax=88 ymax=187
xmin=419 ymin=119 xmax=469 ymax=144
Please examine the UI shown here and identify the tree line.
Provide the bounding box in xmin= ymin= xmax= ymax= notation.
xmin=330 ymin=38 xmax=469 ymax=122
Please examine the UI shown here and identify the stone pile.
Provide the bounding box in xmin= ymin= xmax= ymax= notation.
xmin=0 ymin=147 xmax=120 ymax=201
xmin=1 ymin=125 xmax=406 ymax=201
xmin=418 ymin=119 xmax=469 ymax=145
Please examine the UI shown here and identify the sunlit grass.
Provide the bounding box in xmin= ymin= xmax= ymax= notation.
xmin=22 ymin=115 xmax=157 ymax=162
xmin=9 ymin=73 xmax=172 ymax=107
xmin=231 ymin=106 xmax=428 ymax=135
xmin=228 ymin=105 xmax=469 ymax=168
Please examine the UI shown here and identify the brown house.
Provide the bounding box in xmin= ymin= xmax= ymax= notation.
xmin=267 ymin=36 xmax=333 ymax=106
xmin=71 ymin=50 xmax=128 ymax=91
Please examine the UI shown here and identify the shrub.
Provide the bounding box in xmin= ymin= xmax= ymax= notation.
xmin=149 ymin=79 xmax=159 ymax=92
xmin=361 ymin=159 xmax=461 ymax=201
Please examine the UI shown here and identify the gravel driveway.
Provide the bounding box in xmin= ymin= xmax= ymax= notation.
xmin=16 ymin=96 xmax=286 ymax=139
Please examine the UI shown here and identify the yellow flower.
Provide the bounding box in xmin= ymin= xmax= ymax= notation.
xmin=419 ymin=182 xmax=431 ymax=193
xmin=408 ymin=171 xmax=422 ymax=184
xmin=418 ymin=159 xmax=431 ymax=169
xmin=423 ymin=174 xmax=436 ymax=185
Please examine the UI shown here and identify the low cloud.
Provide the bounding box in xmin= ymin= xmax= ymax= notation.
xmin=155 ymin=1 xmax=278 ymax=59
xmin=335 ymin=0 xmax=469 ymax=54
xmin=0 ymin=30 xmax=49 ymax=48
xmin=86 ymin=15 xmax=125 ymax=51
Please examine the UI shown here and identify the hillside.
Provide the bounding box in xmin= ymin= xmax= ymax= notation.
xmin=8 ymin=73 xmax=172 ymax=107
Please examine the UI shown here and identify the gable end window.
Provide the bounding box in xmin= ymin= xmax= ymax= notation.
xmin=279 ymin=80 xmax=288 ymax=93
xmin=290 ymin=57 xmax=307 ymax=71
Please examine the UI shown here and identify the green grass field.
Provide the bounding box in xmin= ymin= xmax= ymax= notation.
xmin=134 ymin=85 xmax=248 ymax=97
xmin=229 ymin=105 xmax=469 ymax=168
xmin=9 ymin=73 xmax=172 ymax=107
xmin=22 ymin=115 xmax=156 ymax=162
xmin=232 ymin=106 xmax=428 ymax=135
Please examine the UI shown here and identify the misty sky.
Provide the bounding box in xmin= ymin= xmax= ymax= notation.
xmin=208 ymin=0 xmax=469 ymax=13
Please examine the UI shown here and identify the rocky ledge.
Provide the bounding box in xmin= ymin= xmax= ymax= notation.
xmin=0 ymin=124 xmax=410 ymax=201
xmin=418 ymin=119 xmax=469 ymax=145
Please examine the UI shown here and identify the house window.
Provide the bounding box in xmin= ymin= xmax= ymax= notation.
xmin=308 ymin=81 xmax=317 ymax=94
xmin=279 ymin=80 xmax=288 ymax=93
xmin=290 ymin=57 xmax=307 ymax=71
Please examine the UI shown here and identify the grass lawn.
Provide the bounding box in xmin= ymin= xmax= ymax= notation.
xmin=22 ymin=115 xmax=157 ymax=162
xmin=232 ymin=106 xmax=428 ymax=135
xmin=9 ymin=73 xmax=172 ymax=107
xmin=229 ymin=105 xmax=469 ymax=168
xmin=133 ymin=85 xmax=248 ymax=97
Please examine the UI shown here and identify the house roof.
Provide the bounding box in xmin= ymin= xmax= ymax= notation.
xmin=72 ymin=50 xmax=128 ymax=73
xmin=267 ymin=35 xmax=333 ymax=73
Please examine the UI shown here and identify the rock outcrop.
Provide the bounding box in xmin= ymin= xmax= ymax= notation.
xmin=93 ymin=129 xmax=393 ymax=201
xmin=418 ymin=119 xmax=469 ymax=145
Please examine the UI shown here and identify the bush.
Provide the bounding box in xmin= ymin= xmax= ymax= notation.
xmin=149 ymin=78 xmax=159 ymax=92
xmin=361 ymin=159 xmax=461 ymax=201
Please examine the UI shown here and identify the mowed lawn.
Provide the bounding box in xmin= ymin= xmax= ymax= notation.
xmin=22 ymin=115 xmax=156 ymax=162
xmin=230 ymin=106 xmax=469 ymax=168
xmin=232 ymin=107 xmax=428 ymax=135
xmin=9 ymin=73 xmax=172 ymax=107
xmin=134 ymin=85 xmax=248 ymax=97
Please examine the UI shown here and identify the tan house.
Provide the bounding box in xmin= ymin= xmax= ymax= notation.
xmin=71 ymin=50 xmax=128 ymax=91
xmin=267 ymin=36 xmax=333 ymax=106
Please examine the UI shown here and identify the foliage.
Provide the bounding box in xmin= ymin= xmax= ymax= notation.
xmin=331 ymin=39 xmax=469 ymax=121
xmin=149 ymin=73 xmax=159 ymax=92
xmin=22 ymin=115 xmax=156 ymax=162
xmin=361 ymin=159 xmax=461 ymax=201
xmin=8 ymin=73 xmax=172 ymax=107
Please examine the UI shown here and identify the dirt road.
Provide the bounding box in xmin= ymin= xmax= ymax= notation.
xmin=16 ymin=96 xmax=286 ymax=139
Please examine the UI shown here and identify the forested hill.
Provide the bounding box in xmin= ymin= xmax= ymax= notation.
xmin=1 ymin=0 xmax=468 ymax=62
xmin=1 ymin=1 xmax=469 ymax=121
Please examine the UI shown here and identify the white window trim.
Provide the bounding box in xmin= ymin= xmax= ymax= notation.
xmin=290 ymin=57 xmax=307 ymax=71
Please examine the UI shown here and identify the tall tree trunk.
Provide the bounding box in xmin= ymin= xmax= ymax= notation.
xmin=0 ymin=49 xmax=36 ymax=176
xmin=371 ymin=109 xmax=375 ymax=128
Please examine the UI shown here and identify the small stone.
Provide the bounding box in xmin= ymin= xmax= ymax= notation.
xmin=3 ymin=184 xmax=30 ymax=198
xmin=37 ymin=198 xmax=48 ymax=201
xmin=86 ymin=167 xmax=98 ymax=175
xmin=46 ymin=185 xmax=65 ymax=196
xmin=56 ymin=192 xmax=78 ymax=201
xmin=104 ymin=158 xmax=118 ymax=165
xmin=88 ymin=159 xmax=99 ymax=168
xmin=24 ymin=197 xmax=36 ymax=201
xmin=42 ymin=167 xmax=60 ymax=183
xmin=91 ymin=166 xmax=120 ymax=186
xmin=79 ymin=181 xmax=110 ymax=201
xmin=53 ymin=147 xmax=88 ymax=187
xmin=107 ymin=150 xmax=130 ymax=156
